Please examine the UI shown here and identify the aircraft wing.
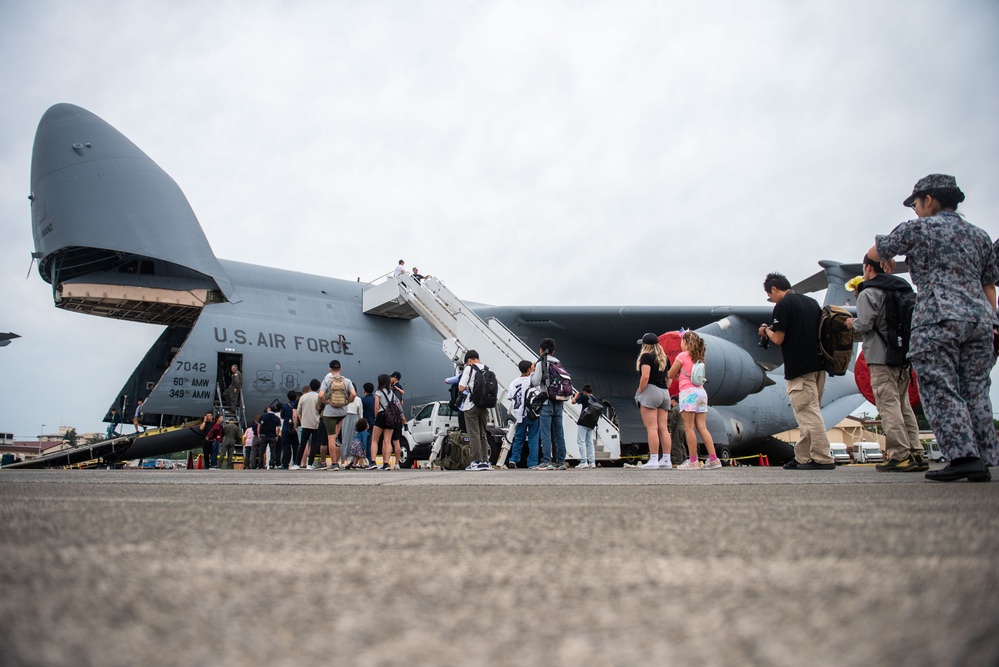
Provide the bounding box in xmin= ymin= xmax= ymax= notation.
xmin=475 ymin=305 xmax=775 ymax=347
xmin=477 ymin=303 xmax=785 ymax=412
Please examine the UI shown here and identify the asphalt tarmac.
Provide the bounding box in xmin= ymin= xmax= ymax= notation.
xmin=1 ymin=465 xmax=997 ymax=667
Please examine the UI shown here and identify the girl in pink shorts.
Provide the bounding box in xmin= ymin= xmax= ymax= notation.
xmin=667 ymin=331 xmax=722 ymax=470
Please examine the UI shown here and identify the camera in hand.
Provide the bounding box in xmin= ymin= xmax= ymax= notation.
xmin=758 ymin=327 xmax=770 ymax=349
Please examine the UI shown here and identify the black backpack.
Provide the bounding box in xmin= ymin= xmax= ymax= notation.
xmin=447 ymin=382 xmax=463 ymax=411
xmin=818 ymin=305 xmax=854 ymax=376
xmin=381 ymin=390 xmax=404 ymax=428
xmin=877 ymin=288 xmax=916 ymax=367
xmin=524 ymin=385 xmax=548 ymax=420
xmin=578 ymin=397 xmax=605 ymax=429
xmin=469 ymin=365 xmax=499 ymax=408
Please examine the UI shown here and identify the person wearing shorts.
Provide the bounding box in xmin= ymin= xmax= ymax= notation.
xmin=371 ymin=373 xmax=404 ymax=469
xmin=666 ymin=331 xmax=721 ymax=470
xmin=635 ymin=333 xmax=672 ymax=469
xmin=678 ymin=388 xmax=708 ymax=413
xmin=318 ymin=359 xmax=356 ymax=471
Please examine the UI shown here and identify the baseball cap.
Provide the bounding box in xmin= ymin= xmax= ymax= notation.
xmin=637 ymin=333 xmax=659 ymax=345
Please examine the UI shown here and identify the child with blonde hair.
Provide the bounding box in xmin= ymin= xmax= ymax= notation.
xmin=635 ymin=333 xmax=673 ymax=469
xmin=666 ymin=331 xmax=722 ymax=470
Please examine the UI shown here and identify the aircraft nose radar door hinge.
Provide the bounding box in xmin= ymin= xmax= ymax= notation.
xmin=26 ymin=251 xmax=43 ymax=280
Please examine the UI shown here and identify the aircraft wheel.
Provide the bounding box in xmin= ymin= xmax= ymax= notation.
xmin=398 ymin=440 xmax=415 ymax=469
xmin=718 ymin=445 xmax=733 ymax=467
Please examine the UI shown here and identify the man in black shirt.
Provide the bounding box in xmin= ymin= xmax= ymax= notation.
xmin=758 ymin=272 xmax=835 ymax=470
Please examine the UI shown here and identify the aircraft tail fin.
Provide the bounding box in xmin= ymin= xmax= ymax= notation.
xmin=792 ymin=260 xmax=909 ymax=308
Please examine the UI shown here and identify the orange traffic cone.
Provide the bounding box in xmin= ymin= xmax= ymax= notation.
xmin=762 ymin=454 xmax=770 ymax=467
xmin=197 ymin=453 xmax=204 ymax=469
xmin=187 ymin=451 xmax=194 ymax=469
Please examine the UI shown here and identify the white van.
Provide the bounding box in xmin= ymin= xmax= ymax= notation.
xmin=921 ymin=439 xmax=945 ymax=462
xmin=852 ymin=441 xmax=884 ymax=463
xmin=829 ymin=442 xmax=851 ymax=465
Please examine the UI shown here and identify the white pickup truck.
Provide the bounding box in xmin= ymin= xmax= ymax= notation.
xmin=398 ymin=401 xmax=458 ymax=468
xmin=398 ymin=401 xmax=505 ymax=468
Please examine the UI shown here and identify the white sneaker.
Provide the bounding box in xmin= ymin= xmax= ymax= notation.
xmin=676 ymin=459 xmax=701 ymax=470
xmin=659 ymin=458 xmax=673 ymax=469
xmin=641 ymin=458 xmax=660 ymax=469
xmin=702 ymin=458 xmax=722 ymax=470
xmin=577 ymin=462 xmax=589 ymax=469
xmin=290 ymin=464 xmax=300 ymax=470
xmin=306 ymin=465 xmax=314 ymax=470
xmin=465 ymin=461 xmax=480 ymax=471
xmin=477 ymin=461 xmax=492 ymax=470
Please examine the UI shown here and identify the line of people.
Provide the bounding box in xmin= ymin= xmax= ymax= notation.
xmin=760 ymin=174 xmax=996 ymax=482
xmin=479 ymin=176 xmax=998 ymax=479
xmin=479 ymin=338 xmax=583 ymax=470
xmin=207 ymin=359 xmax=410 ymax=470
xmin=465 ymin=334 xmax=712 ymax=471
xmin=202 ymin=174 xmax=998 ymax=481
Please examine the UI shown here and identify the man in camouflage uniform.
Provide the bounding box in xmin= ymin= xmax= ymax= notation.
xmin=846 ymin=251 xmax=923 ymax=472
xmin=875 ymin=174 xmax=998 ymax=482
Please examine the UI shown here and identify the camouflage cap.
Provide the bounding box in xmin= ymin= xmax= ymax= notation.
xmin=903 ymin=174 xmax=961 ymax=207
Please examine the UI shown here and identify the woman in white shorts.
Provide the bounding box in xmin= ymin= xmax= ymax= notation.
xmin=666 ymin=331 xmax=721 ymax=470
xmin=635 ymin=333 xmax=673 ymax=469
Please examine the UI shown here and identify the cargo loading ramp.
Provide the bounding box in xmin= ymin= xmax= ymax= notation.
xmin=363 ymin=275 xmax=621 ymax=463
xmin=1 ymin=422 xmax=202 ymax=469
xmin=1 ymin=433 xmax=137 ymax=469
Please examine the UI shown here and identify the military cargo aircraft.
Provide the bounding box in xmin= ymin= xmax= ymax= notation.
xmin=22 ymin=103 xmax=864 ymax=466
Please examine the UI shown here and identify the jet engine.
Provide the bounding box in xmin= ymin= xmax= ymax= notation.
xmin=659 ymin=319 xmax=774 ymax=407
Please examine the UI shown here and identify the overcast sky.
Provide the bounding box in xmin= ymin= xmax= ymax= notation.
xmin=2 ymin=0 xmax=997 ymax=439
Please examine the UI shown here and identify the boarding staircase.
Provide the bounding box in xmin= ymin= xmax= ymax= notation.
xmin=362 ymin=274 xmax=620 ymax=463
xmin=214 ymin=383 xmax=245 ymax=430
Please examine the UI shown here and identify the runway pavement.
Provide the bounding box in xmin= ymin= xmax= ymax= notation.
xmin=1 ymin=465 xmax=997 ymax=666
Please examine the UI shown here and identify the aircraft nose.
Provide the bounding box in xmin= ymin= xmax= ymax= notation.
xmin=29 ymin=103 xmax=235 ymax=301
